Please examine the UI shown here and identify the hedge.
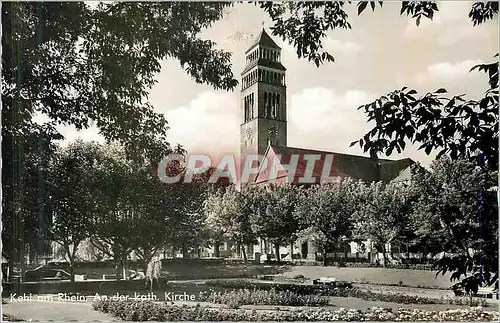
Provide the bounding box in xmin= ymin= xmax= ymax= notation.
xmin=199 ymin=288 xmax=329 ymax=307
xmin=205 ymin=280 xmax=487 ymax=307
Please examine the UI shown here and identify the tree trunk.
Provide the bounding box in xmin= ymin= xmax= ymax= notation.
xmin=171 ymin=245 xmax=176 ymax=258
xmin=143 ymin=261 xmax=148 ymax=278
xmin=274 ymin=243 xmax=280 ymax=263
xmin=406 ymin=244 xmax=410 ymax=268
xmin=69 ymin=263 xmax=75 ymax=282
xmin=241 ymin=243 xmax=247 ymax=262
xmin=289 ymin=242 xmax=294 ymax=261
xmin=8 ymin=259 xmax=13 ymax=282
xmin=322 ymin=249 xmax=327 ymax=267
xmin=20 ymin=243 xmax=25 ymax=283
xmin=114 ymin=250 xmax=122 ymax=281
xmin=214 ymin=241 xmax=220 ymax=258
xmin=122 ymin=259 xmax=127 ymax=280
xmin=181 ymin=244 xmax=187 ymax=258
xmin=382 ymin=244 xmax=388 ymax=267
xmin=67 ymin=247 xmax=76 ymax=282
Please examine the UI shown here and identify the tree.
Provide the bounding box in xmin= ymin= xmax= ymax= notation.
xmin=2 ymin=1 xmax=236 ymax=278
xmin=128 ymin=159 xmax=169 ymax=274
xmin=257 ymin=0 xmax=497 ymax=289
xmin=205 ymin=185 xmax=257 ymax=261
xmin=411 ymin=157 xmax=498 ymax=293
xmin=47 ymin=140 xmax=102 ymax=281
xmin=295 ymin=179 xmax=361 ymax=266
xmin=250 ymin=184 xmax=301 ymax=263
xmin=356 ymin=180 xmax=415 ymax=267
xmin=1 ymin=123 xmax=58 ymax=281
xmin=91 ymin=145 xmax=137 ymax=281
xmin=146 ymin=259 xmax=162 ymax=291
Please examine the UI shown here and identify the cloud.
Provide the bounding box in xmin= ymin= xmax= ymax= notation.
xmin=162 ymin=91 xmax=240 ymax=156
xmin=403 ymin=1 xmax=491 ymax=46
xmin=288 ymin=87 xmax=436 ymax=166
xmin=415 ymin=60 xmax=483 ymax=83
xmin=414 ymin=59 xmax=489 ymax=98
xmin=323 ymin=38 xmax=361 ymax=53
xmin=288 ymin=88 xmax=375 ymax=154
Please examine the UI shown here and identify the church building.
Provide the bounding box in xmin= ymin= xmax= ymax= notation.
xmin=236 ymin=29 xmax=415 ymax=262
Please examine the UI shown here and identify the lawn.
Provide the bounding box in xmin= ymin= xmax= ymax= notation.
xmin=280 ymin=266 xmax=454 ymax=289
xmin=50 ymin=260 xmax=453 ymax=290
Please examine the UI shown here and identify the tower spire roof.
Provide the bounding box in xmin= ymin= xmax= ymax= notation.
xmin=245 ymin=28 xmax=281 ymax=54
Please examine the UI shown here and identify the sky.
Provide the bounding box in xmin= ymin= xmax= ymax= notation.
xmin=57 ymin=1 xmax=498 ymax=167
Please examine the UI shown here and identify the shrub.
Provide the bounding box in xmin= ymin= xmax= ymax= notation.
xmin=205 ymin=280 xmax=487 ymax=307
xmin=92 ymin=300 xmax=499 ymax=322
xmin=199 ymin=288 xmax=329 ymax=307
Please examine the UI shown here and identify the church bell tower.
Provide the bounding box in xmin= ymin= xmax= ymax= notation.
xmin=240 ymin=28 xmax=287 ymax=160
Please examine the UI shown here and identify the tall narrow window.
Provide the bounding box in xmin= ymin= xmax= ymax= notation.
xmin=264 ymin=92 xmax=268 ymax=117
xmin=273 ymin=93 xmax=277 ymax=118
xmin=251 ymin=93 xmax=254 ymax=119
xmin=244 ymin=96 xmax=248 ymax=122
xmin=277 ymin=94 xmax=281 ymax=119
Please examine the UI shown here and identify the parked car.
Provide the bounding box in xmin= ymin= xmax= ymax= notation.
xmin=24 ymin=265 xmax=71 ymax=281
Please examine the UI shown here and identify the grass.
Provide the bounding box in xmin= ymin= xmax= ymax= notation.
xmin=281 ymin=266 xmax=453 ymax=289
xmin=46 ymin=260 xmax=453 ymax=290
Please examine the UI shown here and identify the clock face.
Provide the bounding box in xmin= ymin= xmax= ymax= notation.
xmin=268 ymin=125 xmax=278 ymax=137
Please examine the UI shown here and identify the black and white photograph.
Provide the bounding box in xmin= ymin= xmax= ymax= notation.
xmin=1 ymin=1 xmax=499 ymax=322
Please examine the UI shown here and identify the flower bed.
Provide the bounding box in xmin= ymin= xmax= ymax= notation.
xmin=92 ymin=300 xmax=498 ymax=321
xmin=199 ymin=288 xmax=329 ymax=307
xmin=205 ymin=280 xmax=487 ymax=306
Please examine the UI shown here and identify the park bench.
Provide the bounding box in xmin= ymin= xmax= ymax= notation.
xmin=477 ymin=287 xmax=498 ymax=300
xmin=102 ymin=274 xmax=117 ymax=280
xmin=312 ymin=277 xmax=337 ymax=286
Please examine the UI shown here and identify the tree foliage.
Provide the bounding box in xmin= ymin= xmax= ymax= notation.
xmin=250 ymin=184 xmax=302 ymax=262
xmin=356 ymin=180 xmax=415 ymax=267
xmin=204 ymin=185 xmax=257 ymax=260
xmin=47 ymin=140 xmax=102 ymax=281
xmin=1 ymin=1 xmax=236 ymax=271
xmin=294 ymin=179 xmax=361 ymax=266
xmin=411 ymin=157 xmax=498 ymax=291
